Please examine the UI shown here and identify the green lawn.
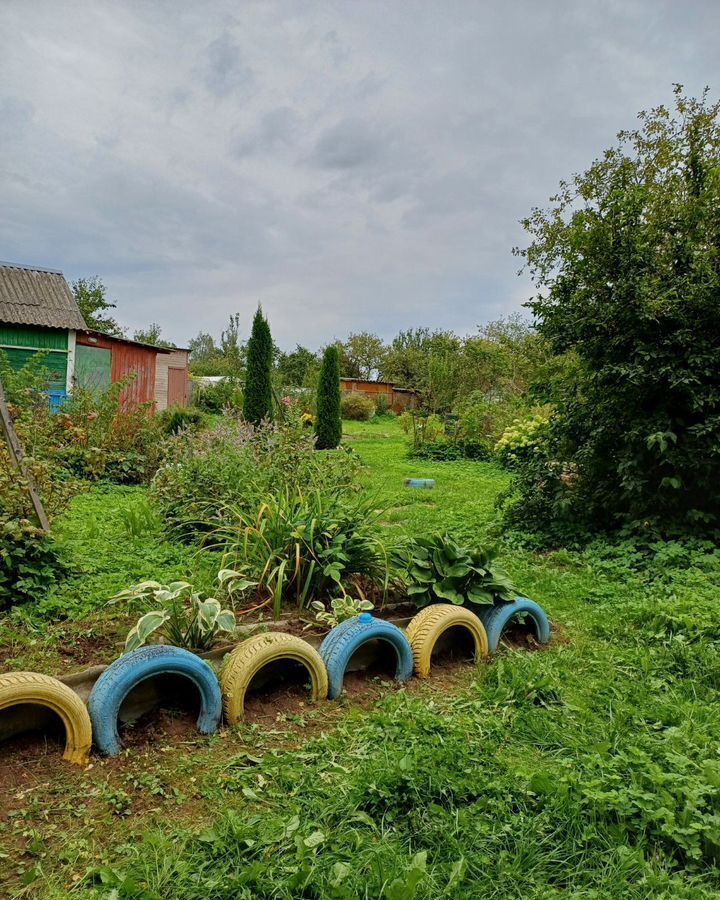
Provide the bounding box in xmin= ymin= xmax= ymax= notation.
xmin=3 ymin=420 xmax=720 ymax=898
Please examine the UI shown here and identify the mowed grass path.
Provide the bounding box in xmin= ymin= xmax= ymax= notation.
xmin=2 ymin=420 xmax=720 ymax=898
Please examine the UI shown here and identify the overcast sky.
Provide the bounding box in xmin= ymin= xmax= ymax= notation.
xmin=1 ymin=2 xmax=718 ymax=349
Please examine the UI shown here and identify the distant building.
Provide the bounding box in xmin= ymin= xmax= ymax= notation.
xmin=0 ymin=260 xmax=188 ymax=411
xmin=0 ymin=261 xmax=87 ymax=403
xmin=339 ymin=377 xmax=417 ymax=413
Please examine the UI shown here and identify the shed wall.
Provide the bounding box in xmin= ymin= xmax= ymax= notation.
xmin=76 ymin=333 xmax=158 ymax=410
xmin=154 ymin=349 xmax=189 ymax=411
xmin=0 ymin=324 xmax=68 ymax=391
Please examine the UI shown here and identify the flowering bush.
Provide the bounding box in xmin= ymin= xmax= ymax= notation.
xmin=495 ymin=407 xmax=552 ymax=470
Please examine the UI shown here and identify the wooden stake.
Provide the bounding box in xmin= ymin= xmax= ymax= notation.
xmin=0 ymin=376 xmax=51 ymax=532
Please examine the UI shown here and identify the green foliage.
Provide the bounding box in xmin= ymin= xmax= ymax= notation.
xmin=495 ymin=408 xmax=552 ymax=470
xmin=111 ymin=579 xmax=236 ymax=651
xmin=341 ymin=392 xmax=375 ymax=421
xmin=158 ymin=405 xmax=206 ymax=435
xmin=207 ymin=489 xmax=391 ymax=618
xmin=0 ymin=519 xmax=62 ymax=611
xmin=277 ymin=345 xmax=319 ymax=387
xmin=402 ymin=532 xmax=517 ymax=607
xmin=243 ymin=307 xmax=274 ymax=426
xmin=309 ymin=595 xmax=374 ymax=628
xmin=193 ymin=376 xmax=243 ymax=414
xmin=132 ymin=322 xmax=175 ymax=348
xmin=119 ymin=498 xmax=159 ymax=538
xmin=516 ymin=87 xmax=720 ymax=536
xmin=409 ymin=440 xmax=490 ymax=462
xmin=315 ymin=345 xmax=342 ymax=449
xmin=71 ymin=276 xmax=125 ymax=337
xmin=150 ymin=418 xmax=360 ymax=539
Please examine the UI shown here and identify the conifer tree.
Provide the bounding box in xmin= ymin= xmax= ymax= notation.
xmin=315 ymin=345 xmax=342 ymax=449
xmin=243 ymin=307 xmax=273 ymax=426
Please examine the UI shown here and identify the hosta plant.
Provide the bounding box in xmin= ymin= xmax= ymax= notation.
xmin=112 ymin=580 xmax=237 ymax=652
xmin=403 ymin=533 xmax=518 ymax=608
xmin=310 ymin=595 xmax=374 ymax=628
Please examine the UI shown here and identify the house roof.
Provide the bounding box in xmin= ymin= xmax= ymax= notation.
xmin=0 ymin=261 xmax=87 ymax=331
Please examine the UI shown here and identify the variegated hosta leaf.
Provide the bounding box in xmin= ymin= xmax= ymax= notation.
xmin=167 ymin=581 xmax=192 ymax=592
xmin=125 ymin=610 xmax=170 ymax=651
xmin=214 ymin=610 xmax=236 ymax=633
xmin=196 ymin=597 xmax=222 ymax=632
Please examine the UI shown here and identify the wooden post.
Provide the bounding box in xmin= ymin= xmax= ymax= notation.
xmin=0 ymin=375 xmax=51 ymax=532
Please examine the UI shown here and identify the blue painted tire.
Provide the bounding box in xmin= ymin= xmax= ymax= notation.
xmin=477 ymin=598 xmax=551 ymax=654
xmin=319 ymin=613 xmax=414 ymax=700
xmin=87 ymin=646 xmax=223 ymax=756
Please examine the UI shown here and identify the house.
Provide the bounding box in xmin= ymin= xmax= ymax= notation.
xmin=339 ymin=377 xmax=417 ymax=413
xmin=0 ymin=260 xmax=190 ymax=412
xmin=0 ymin=261 xmax=87 ymax=402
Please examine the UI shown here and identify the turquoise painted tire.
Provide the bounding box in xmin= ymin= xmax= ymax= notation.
xmin=87 ymin=646 xmax=222 ymax=756
xmin=319 ymin=614 xmax=414 ymax=699
xmin=477 ymin=598 xmax=550 ymax=653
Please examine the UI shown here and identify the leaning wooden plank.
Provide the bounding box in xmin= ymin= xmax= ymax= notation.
xmin=0 ymin=375 xmax=51 ymax=532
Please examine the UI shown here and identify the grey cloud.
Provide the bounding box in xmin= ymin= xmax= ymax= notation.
xmin=0 ymin=0 xmax=719 ymax=349
xmin=201 ymin=31 xmax=254 ymax=98
xmin=310 ymin=118 xmax=384 ymax=170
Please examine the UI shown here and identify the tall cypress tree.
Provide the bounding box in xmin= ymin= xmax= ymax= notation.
xmin=243 ymin=307 xmax=273 ymax=426
xmin=315 ymin=345 xmax=342 ymax=449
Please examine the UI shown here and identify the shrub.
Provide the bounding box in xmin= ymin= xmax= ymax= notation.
xmin=194 ymin=377 xmax=243 ymax=414
xmin=401 ymin=533 xmax=518 ymax=608
xmin=150 ymin=418 xmax=360 ymax=538
xmin=409 ymin=440 xmax=491 ymax=461
xmin=0 ymin=518 xmax=62 ymax=611
xmin=243 ymin=307 xmax=273 ymax=425
xmin=206 ymin=489 xmax=391 ymax=618
xmin=158 ymin=405 xmax=205 ymax=435
xmin=341 ymin=392 xmax=374 ymax=421
xmin=111 ymin=579 xmax=236 ymax=651
xmin=495 ymin=408 xmax=552 ymax=470
xmin=316 ymin=346 xmax=342 ymax=448
xmin=518 ymin=88 xmax=720 ymax=535
xmin=374 ymin=393 xmax=390 ymax=415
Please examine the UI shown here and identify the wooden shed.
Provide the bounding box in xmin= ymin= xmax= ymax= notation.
xmin=340 ymin=378 xmax=417 ymax=413
xmin=75 ymin=330 xmax=171 ymax=411
xmin=0 ymin=261 xmax=87 ymax=402
xmin=154 ymin=348 xmax=190 ymax=411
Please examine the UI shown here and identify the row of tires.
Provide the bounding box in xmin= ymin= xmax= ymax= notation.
xmin=0 ymin=598 xmax=550 ymax=766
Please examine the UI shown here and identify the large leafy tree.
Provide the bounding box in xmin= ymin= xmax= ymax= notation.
xmin=243 ymin=307 xmax=273 ymax=425
xmin=277 ymin=345 xmax=318 ymax=387
xmin=72 ymin=276 xmax=125 ymax=337
xmin=315 ymin=345 xmax=341 ymax=450
xmin=518 ymin=87 xmax=720 ymax=532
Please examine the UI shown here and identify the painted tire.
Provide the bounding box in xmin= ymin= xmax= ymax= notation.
xmin=0 ymin=672 xmax=92 ymax=765
xmin=221 ymin=633 xmax=328 ymax=725
xmin=477 ymin=598 xmax=551 ymax=654
xmin=87 ymin=646 xmax=222 ymax=756
xmin=319 ymin=613 xmax=414 ymax=700
xmin=406 ymin=604 xmax=489 ymax=678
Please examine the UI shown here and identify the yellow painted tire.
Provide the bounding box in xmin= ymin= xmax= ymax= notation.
xmin=220 ymin=633 xmax=329 ymax=725
xmin=406 ymin=605 xmax=489 ymax=678
xmin=0 ymin=672 xmax=92 ymax=765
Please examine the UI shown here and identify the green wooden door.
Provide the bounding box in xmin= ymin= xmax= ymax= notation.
xmin=74 ymin=344 xmax=111 ymax=395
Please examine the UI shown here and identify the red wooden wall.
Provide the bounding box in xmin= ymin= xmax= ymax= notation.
xmin=76 ymin=332 xmax=158 ymax=410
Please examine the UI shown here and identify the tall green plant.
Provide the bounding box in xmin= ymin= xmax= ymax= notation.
xmin=315 ymin=345 xmax=341 ymax=450
xmin=516 ymin=87 xmax=720 ymax=535
xmin=243 ymin=307 xmax=273 ymax=426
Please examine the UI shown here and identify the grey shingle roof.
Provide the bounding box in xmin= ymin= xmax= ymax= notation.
xmin=0 ymin=262 xmax=87 ymax=331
